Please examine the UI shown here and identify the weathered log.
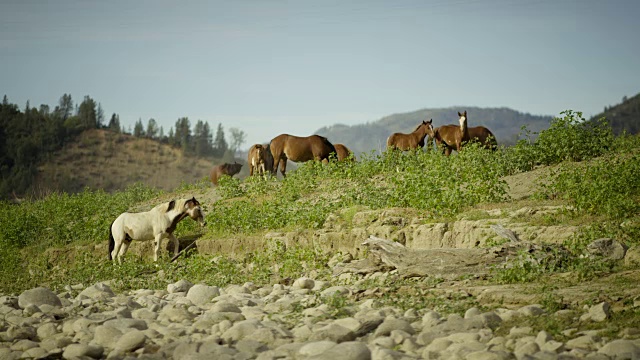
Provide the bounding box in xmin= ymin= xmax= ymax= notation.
xmin=335 ymin=235 xmax=524 ymax=280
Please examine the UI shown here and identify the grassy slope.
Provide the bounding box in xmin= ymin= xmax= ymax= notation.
xmin=2 ymin=118 xmax=639 ymax=339
xmin=30 ymin=129 xmax=246 ymax=195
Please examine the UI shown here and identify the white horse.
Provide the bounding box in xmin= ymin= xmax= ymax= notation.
xmin=109 ymin=197 xmax=206 ymax=264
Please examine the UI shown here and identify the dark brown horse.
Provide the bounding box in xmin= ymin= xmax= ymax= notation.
xmin=386 ymin=119 xmax=435 ymax=151
xmin=268 ymin=134 xmax=336 ymax=177
xmin=433 ymin=111 xmax=497 ymax=156
xmin=334 ymin=143 xmax=356 ymax=161
xmin=210 ymin=162 xmax=243 ymax=185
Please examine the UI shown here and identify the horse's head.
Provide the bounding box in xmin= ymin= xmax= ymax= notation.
xmin=224 ymin=162 xmax=243 ymax=176
xmin=185 ymin=197 xmax=206 ymax=227
xmin=422 ymin=119 xmax=435 ymax=137
xmin=457 ymin=111 xmax=467 ymax=126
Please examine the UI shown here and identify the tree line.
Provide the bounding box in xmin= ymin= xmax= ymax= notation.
xmin=0 ymin=93 xmax=246 ymax=200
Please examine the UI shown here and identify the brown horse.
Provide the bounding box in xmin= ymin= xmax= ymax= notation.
xmin=248 ymin=144 xmax=269 ymax=177
xmin=433 ymin=111 xmax=497 ymax=155
xmin=210 ymin=162 xmax=243 ymax=185
xmin=268 ymin=134 xmax=336 ymax=177
xmin=334 ymin=143 xmax=356 ymax=161
xmin=433 ymin=111 xmax=469 ymax=156
xmin=386 ymin=119 xmax=435 ymax=151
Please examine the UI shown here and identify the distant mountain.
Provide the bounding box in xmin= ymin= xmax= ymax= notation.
xmin=315 ymin=107 xmax=552 ymax=155
xmin=590 ymin=92 xmax=640 ymax=135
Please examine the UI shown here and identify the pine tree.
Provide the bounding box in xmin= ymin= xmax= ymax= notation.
xmin=77 ymin=95 xmax=98 ymax=129
xmin=174 ymin=117 xmax=191 ymax=152
xmin=108 ymin=113 xmax=121 ymax=133
xmin=212 ymin=123 xmax=227 ymax=158
xmin=146 ymin=118 xmax=158 ymax=139
xmin=133 ymin=118 xmax=145 ymax=137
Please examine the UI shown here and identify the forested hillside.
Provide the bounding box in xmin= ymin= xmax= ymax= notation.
xmin=0 ymin=94 xmax=245 ymax=200
xmin=316 ymin=107 xmax=552 ymax=154
xmin=590 ymin=92 xmax=640 ymax=135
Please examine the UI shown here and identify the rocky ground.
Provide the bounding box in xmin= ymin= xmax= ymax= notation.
xmin=2 ymin=276 xmax=639 ymax=360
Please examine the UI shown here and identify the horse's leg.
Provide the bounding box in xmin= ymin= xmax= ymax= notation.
xmin=154 ymin=234 xmax=163 ymax=262
xmin=169 ymin=234 xmax=179 ymax=257
xmin=118 ymin=238 xmax=132 ymax=264
xmin=250 ymin=163 xmax=254 ymax=176
xmin=279 ymin=158 xmax=287 ymax=178
xmin=111 ymin=234 xmax=123 ymax=264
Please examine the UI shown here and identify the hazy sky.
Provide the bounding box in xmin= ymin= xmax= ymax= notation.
xmin=2 ymin=0 xmax=638 ymax=148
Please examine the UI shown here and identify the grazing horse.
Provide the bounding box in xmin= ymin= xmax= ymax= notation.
xmin=334 ymin=143 xmax=356 ymax=161
xmin=386 ymin=119 xmax=435 ymax=151
xmin=433 ymin=111 xmax=469 ymax=156
xmin=434 ymin=111 xmax=497 ymax=156
xmin=109 ymin=197 xmax=206 ymax=264
xmin=210 ymin=162 xmax=243 ymax=185
xmin=268 ymin=134 xmax=336 ymax=177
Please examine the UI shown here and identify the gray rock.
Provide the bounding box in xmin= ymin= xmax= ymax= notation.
xmin=309 ymin=341 xmax=371 ymax=360
xmin=92 ymin=325 xmax=123 ymax=348
xmin=186 ymin=284 xmax=220 ymax=306
xmin=309 ymin=323 xmax=356 ymax=343
xmin=597 ymin=339 xmax=640 ymax=359
xmin=103 ymin=318 xmax=148 ymax=332
xmin=221 ymin=319 xmax=262 ymax=343
xmin=6 ymin=325 xmax=37 ymax=341
xmin=587 ymin=238 xmax=628 ymax=260
xmin=210 ymin=301 xmax=242 ymax=313
xmin=167 ymin=279 xmax=194 ymax=294
xmin=370 ymin=346 xmax=414 ymax=359
xmin=18 ymin=287 xmax=62 ymax=309
xmin=465 ymin=307 xmax=482 ymax=319
xmin=299 ymin=341 xmax=338 ymax=357
xmin=374 ymin=318 xmax=415 ymax=337
xmin=77 ymin=282 xmax=115 ymax=300
xmin=236 ymin=338 xmax=269 ymax=355
xmin=518 ymin=305 xmax=545 ymax=317
xmin=22 ymin=346 xmax=50 ymax=359
xmin=565 ymin=335 xmax=600 ymax=351
xmin=466 ymin=350 xmax=514 ymax=360
xmin=158 ymin=305 xmax=195 ymax=322
xmin=582 ymin=302 xmax=611 ymax=322
xmin=132 ymin=308 xmax=159 ymax=321
xmin=62 ymin=343 xmax=104 ymax=359
xmin=114 ymin=328 xmax=146 ymax=352
xmin=321 ymin=286 xmax=351 ymax=297
xmin=37 ymin=322 xmax=60 ymax=339
xmin=10 ymin=339 xmax=39 ymax=351
xmin=292 ymin=277 xmax=316 ymax=290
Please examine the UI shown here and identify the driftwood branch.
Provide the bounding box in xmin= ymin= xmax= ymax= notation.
xmin=170 ymin=241 xmax=198 ymax=263
xmin=491 ymin=224 xmax=520 ymax=242
xmin=335 ymin=235 xmax=524 ymax=280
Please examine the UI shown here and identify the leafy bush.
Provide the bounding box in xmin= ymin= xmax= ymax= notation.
xmin=535 ymin=110 xmax=613 ymax=165
xmin=540 ymin=154 xmax=640 ymax=219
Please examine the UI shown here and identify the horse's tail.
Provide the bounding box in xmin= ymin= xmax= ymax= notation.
xmin=108 ymin=220 xmax=115 ymax=261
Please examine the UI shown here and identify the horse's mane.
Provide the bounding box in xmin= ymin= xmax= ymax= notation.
xmin=154 ymin=198 xmax=188 ymax=213
xmin=412 ymin=121 xmax=428 ymax=133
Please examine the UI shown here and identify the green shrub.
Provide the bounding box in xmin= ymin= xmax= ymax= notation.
xmin=535 ymin=110 xmax=613 ymax=165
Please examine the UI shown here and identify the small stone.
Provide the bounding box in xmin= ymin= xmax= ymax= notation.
xmin=298 ymin=341 xmax=337 ymax=357
xmin=167 ymin=279 xmax=193 ymax=294
xmin=18 ymin=287 xmax=62 ymax=309
xmin=186 ymin=284 xmax=220 ymax=306
xmin=77 ymin=282 xmax=115 ymax=300
xmin=588 ymin=302 xmax=611 ymax=322
xmin=114 ymin=329 xmax=146 ymax=352
xmin=62 ymin=343 xmax=104 ymax=359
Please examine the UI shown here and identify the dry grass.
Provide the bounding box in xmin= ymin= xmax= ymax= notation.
xmin=32 ymin=129 xmax=221 ymax=194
